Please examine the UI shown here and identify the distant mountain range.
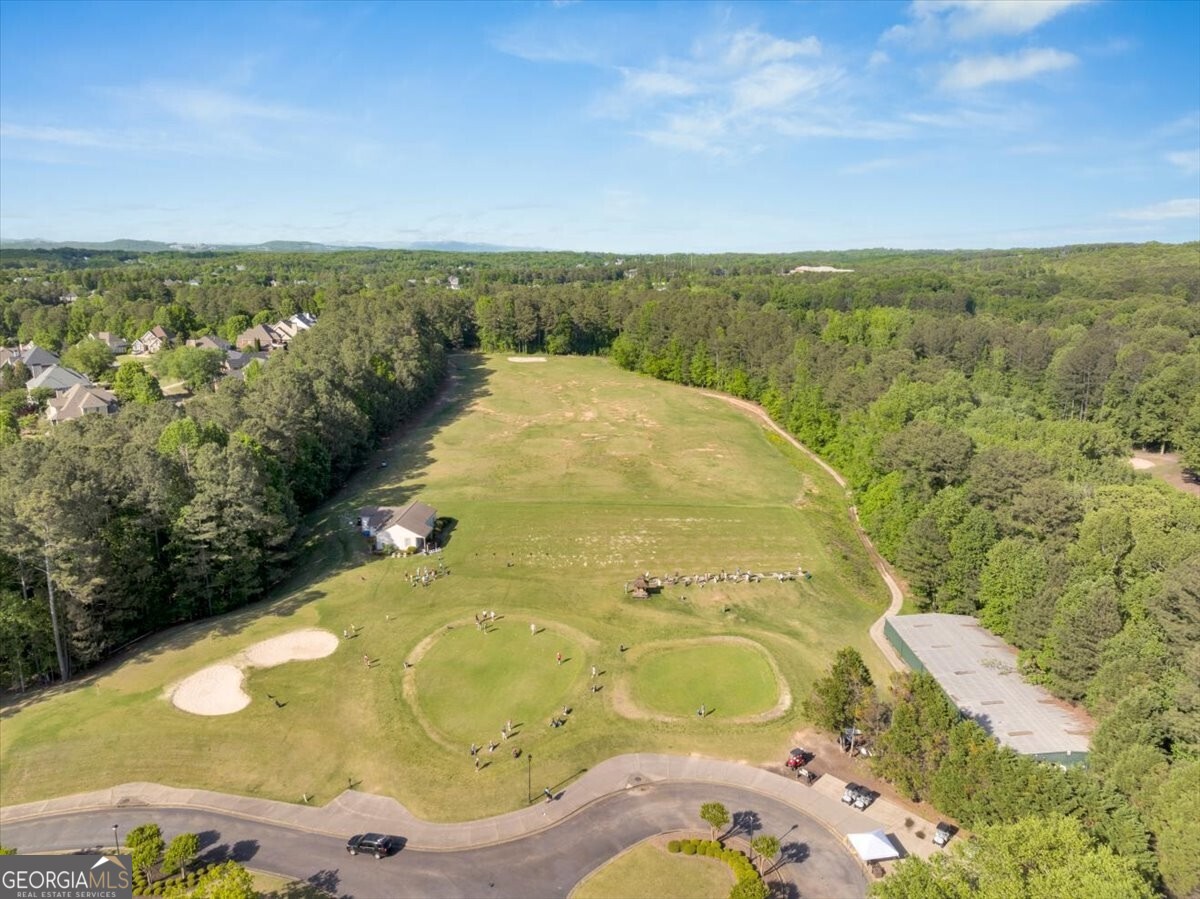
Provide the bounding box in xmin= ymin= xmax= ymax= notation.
xmin=0 ymin=238 xmax=541 ymax=254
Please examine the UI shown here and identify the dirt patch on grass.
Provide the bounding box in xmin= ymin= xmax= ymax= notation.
xmin=508 ymin=356 xmax=547 ymax=363
xmin=1131 ymin=450 xmax=1200 ymax=497
xmin=611 ymin=635 xmax=791 ymax=724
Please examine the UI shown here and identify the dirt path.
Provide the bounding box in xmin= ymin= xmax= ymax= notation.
xmin=1131 ymin=449 xmax=1200 ymax=498
xmin=700 ymin=392 xmax=906 ymax=671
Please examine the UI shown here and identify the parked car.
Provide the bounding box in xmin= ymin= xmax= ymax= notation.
xmin=347 ymin=833 xmax=393 ymax=858
xmin=795 ymin=766 xmax=816 ymax=784
xmin=933 ymin=823 xmax=956 ymax=847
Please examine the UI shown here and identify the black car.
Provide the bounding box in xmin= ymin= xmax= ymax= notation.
xmin=347 ymin=833 xmax=392 ymax=858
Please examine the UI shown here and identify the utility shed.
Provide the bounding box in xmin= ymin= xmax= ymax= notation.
xmin=885 ymin=614 xmax=1092 ymax=766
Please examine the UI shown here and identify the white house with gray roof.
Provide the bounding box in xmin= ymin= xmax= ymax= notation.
xmin=358 ymin=502 xmax=438 ymax=551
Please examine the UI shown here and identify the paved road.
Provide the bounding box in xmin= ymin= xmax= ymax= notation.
xmin=2 ymin=782 xmax=867 ymax=899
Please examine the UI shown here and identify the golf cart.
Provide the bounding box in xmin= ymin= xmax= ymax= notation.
xmin=933 ymin=823 xmax=956 ymax=847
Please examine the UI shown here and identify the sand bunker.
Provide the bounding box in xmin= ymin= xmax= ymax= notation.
xmin=507 ymin=356 xmax=547 ymax=363
xmin=170 ymin=664 xmax=249 ymax=716
xmin=169 ymin=628 xmax=338 ymax=716
xmin=1130 ymin=457 xmax=1155 ymax=470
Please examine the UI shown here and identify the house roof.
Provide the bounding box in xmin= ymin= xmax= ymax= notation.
xmin=885 ymin=614 xmax=1093 ymax=758
xmin=47 ymin=383 xmax=118 ymax=421
xmin=359 ymin=501 xmax=438 ymax=537
xmin=20 ymin=345 xmax=60 ymax=369
xmin=91 ymin=332 xmax=129 ymax=350
xmin=237 ymin=324 xmax=280 ymax=347
xmin=147 ymin=325 xmax=173 ymax=341
xmin=26 ymin=364 xmax=91 ymax=392
xmin=187 ymin=335 xmax=232 ymax=351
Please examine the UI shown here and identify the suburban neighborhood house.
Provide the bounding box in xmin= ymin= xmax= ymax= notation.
xmin=235 ymin=312 xmax=317 ymax=352
xmin=358 ymin=502 xmax=438 ymax=552
xmin=0 ymin=344 xmax=61 ymax=378
xmin=186 ymin=334 xmax=232 ymax=352
xmin=46 ymin=383 xmax=119 ymax=424
xmin=132 ymin=326 xmax=174 ymax=355
xmin=90 ymin=332 xmax=129 ymax=353
xmin=25 ymin=364 xmax=91 ymax=394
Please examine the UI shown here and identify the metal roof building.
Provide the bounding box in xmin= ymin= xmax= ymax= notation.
xmin=885 ymin=613 xmax=1092 ymax=766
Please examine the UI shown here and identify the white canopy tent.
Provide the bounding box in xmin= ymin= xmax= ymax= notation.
xmin=848 ymin=830 xmax=900 ymax=862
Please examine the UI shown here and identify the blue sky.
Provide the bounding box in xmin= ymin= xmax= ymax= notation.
xmin=1 ymin=0 xmax=1197 ymax=252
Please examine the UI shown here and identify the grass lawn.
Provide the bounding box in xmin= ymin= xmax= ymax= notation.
xmin=571 ymin=841 xmax=732 ymax=899
xmin=0 ymin=355 xmax=890 ymax=820
xmin=628 ymin=640 xmax=779 ymax=719
xmin=414 ymin=619 xmax=590 ymax=747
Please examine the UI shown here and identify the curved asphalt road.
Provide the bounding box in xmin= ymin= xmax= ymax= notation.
xmin=2 ymin=782 xmax=867 ymax=899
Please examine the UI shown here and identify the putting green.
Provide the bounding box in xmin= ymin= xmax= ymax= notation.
xmin=628 ymin=639 xmax=780 ymax=719
xmin=412 ymin=619 xmax=590 ymax=746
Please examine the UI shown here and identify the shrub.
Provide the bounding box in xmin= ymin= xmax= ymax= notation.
xmin=682 ymin=842 xmax=696 ymax=856
xmin=668 ymin=840 xmax=681 ymax=853
xmin=915 ymin=830 xmax=926 ymax=840
xmin=132 ymin=889 xmax=142 ymax=897
xmin=707 ymin=844 xmax=722 ymax=858
xmin=905 ymin=817 xmax=914 ymax=829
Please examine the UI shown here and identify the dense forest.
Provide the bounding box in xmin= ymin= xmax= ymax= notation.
xmin=1 ymin=241 xmax=1197 ymax=896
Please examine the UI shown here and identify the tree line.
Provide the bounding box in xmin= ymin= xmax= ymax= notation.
xmin=0 ymin=291 xmax=446 ymax=682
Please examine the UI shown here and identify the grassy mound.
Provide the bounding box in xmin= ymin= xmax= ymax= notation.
xmin=414 ymin=621 xmax=589 ymax=745
xmin=629 ymin=640 xmax=780 ymax=719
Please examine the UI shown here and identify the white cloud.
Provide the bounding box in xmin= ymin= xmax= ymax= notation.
xmin=888 ymin=0 xmax=1090 ymax=44
xmin=940 ymin=48 xmax=1077 ymax=90
xmin=1116 ymin=198 xmax=1200 ymax=221
xmin=731 ymin=64 xmax=838 ymax=111
xmin=840 ymin=156 xmax=908 ymax=175
xmin=1166 ymin=150 xmax=1200 ymax=175
xmin=0 ymin=123 xmax=111 ymax=148
xmin=135 ymin=84 xmax=306 ymax=124
xmin=721 ymin=29 xmax=822 ymax=68
xmin=868 ymin=50 xmax=890 ymax=68
xmin=619 ymin=68 xmax=699 ymax=97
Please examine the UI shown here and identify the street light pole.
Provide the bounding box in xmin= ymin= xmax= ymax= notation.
xmin=527 ymin=753 xmax=532 ymax=805
xmin=112 ymin=824 xmax=118 ymax=855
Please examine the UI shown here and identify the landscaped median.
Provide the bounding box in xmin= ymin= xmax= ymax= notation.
xmin=667 ymin=837 xmax=767 ymax=899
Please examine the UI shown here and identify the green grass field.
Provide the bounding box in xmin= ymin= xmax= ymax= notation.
xmin=414 ymin=620 xmax=590 ymax=747
xmin=0 ymin=355 xmax=890 ymax=820
xmin=570 ymin=841 xmax=732 ymax=899
xmin=628 ymin=640 xmax=780 ymax=719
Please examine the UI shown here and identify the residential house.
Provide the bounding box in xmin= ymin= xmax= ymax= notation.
xmin=235 ymin=323 xmax=282 ymax=352
xmin=131 ymin=326 xmax=174 ymax=355
xmin=26 ymin=365 xmax=91 ymax=395
xmin=186 ymin=334 xmax=232 ymax=352
xmin=90 ymin=332 xmax=129 ymax=354
xmin=358 ymin=502 xmax=438 ymax=552
xmin=46 ymin=383 xmax=119 ymax=424
xmin=2 ymin=344 xmax=61 ymax=379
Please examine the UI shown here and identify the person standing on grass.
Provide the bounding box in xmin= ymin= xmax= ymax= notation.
xmin=556 ymin=651 xmax=562 ymax=665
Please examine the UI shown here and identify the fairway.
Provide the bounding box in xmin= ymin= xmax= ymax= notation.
xmin=0 ymin=355 xmax=891 ymax=820
xmin=413 ymin=620 xmax=590 ymax=746
xmin=627 ymin=639 xmax=781 ymax=719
